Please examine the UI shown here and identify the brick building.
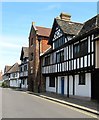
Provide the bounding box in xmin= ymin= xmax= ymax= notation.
xmin=28 ymin=22 xmax=51 ymax=92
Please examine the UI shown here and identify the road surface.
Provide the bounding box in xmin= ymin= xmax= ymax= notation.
xmin=1 ymin=88 xmax=97 ymax=118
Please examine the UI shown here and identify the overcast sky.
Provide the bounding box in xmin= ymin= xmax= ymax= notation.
xmin=0 ymin=2 xmax=98 ymax=73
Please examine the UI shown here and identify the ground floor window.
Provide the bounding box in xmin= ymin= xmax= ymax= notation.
xmin=49 ymin=76 xmax=55 ymax=87
xmin=79 ymin=73 xmax=86 ymax=85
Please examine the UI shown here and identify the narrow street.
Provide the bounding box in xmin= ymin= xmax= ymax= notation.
xmin=1 ymin=88 xmax=97 ymax=118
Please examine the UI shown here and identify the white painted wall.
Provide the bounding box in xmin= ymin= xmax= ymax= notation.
xmin=46 ymin=77 xmax=56 ymax=93
xmin=75 ymin=73 xmax=91 ymax=97
xmin=69 ymin=75 xmax=73 ymax=95
xmin=10 ymin=79 xmax=19 ymax=87
xmin=64 ymin=76 xmax=67 ymax=95
xmin=57 ymin=77 xmax=61 ymax=94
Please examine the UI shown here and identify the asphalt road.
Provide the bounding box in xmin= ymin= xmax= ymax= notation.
xmin=1 ymin=88 xmax=97 ymax=118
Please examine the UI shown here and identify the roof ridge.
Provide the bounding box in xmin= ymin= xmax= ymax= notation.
xmin=36 ymin=26 xmax=51 ymax=29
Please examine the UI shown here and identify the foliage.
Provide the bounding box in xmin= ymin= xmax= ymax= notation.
xmin=1 ymin=82 xmax=8 ymax=88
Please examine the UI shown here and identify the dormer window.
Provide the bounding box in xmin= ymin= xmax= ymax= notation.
xmin=54 ymin=36 xmax=65 ymax=49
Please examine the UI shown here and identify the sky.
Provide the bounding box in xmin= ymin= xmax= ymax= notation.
xmin=0 ymin=2 xmax=98 ymax=73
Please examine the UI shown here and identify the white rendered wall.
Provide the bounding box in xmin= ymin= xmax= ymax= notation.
xmin=10 ymin=79 xmax=19 ymax=87
xmin=75 ymin=73 xmax=91 ymax=97
xmin=46 ymin=77 xmax=56 ymax=93
xmin=69 ymin=75 xmax=73 ymax=95
xmin=64 ymin=76 xmax=67 ymax=95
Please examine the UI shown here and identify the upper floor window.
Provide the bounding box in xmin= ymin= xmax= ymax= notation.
xmin=56 ymin=50 xmax=64 ymax=63
xmin=12 ymin=73 xmax=17 ymax=77
xmin=54 ymin=36 xmax=65 ymax=49
xmin=74 ymin=40 xmax=88 ymax=58
xmin=20 ymin=67 xmax=22 ymax=72
xmin=24 ymin=65 xmax=27 ymax=71
xmin=74 ymin=44 xmax=80 ymax=58
xmin=80 ymin=40 xmax=88 ymax=56
xmin=45 ymin=55 xmax=50 ymax=66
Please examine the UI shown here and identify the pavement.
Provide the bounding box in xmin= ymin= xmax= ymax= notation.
xmin=26 ymin=91 xmax=99 ymax=116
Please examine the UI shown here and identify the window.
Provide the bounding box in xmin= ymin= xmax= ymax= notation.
xmin=54 ymin=36 xmax=65 ymax=49
xmin=45 ymin=55 xmax=50 ymax=66
xmin=49 ymin=76 xmax=55 ymax=87
xmin=74 ymin=44 xmax=80 ymax=58
xmin=24 ymin=65 xmax=27 ymax=71
xmin=20 ymin=67 xmax=22 ymax=72
xmin=74 ymin=40 xmax=88 ymax=58
xmin=30 ymin=53 xmax=33 ymax=61
xmin=79 ymin=73 xmax=85 ymax=85
xmin=12 ymin=73 xmax=15 ymax=77
xmin=80 ymin=40 xmax=88 ymax=56
xmin=56 ymin=50 xmax=64 ymax=63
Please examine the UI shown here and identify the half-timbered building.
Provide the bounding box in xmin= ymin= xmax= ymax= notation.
xmin=9 ymin=63 xmax=20 ymax=88
xmin=19 ymin=47 xmax=29 ymax=89
xmin=41 ymin=13 xmax=99 ymax=99
xmin=3 ymin=65 xmax=11 ymax=87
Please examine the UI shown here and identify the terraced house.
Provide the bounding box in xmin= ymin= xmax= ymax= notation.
xmin=19 ymin=47 xmax=29 ymax=89
xmin=3 ymin=63 xmax=20 ymax=87
xmin=3 ymin=65 xmax=11 ymax=87
xmin=41 ymin=13 xmax=99 ymax=100
xmin=8 ymin=63 xmax=20 ymax=88
xmin=28 ymin=22 xmax=51 ymax=92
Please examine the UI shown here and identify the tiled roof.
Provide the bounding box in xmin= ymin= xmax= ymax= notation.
xmin=78 ymin=14 xmax=99 ymax=36
xmin=40 ymin=47 xmax=52 ymax=57
xmin=4 ymin=65 xmax=12 ymax=73
xmin=7 ymin=63 xmax=19 ymax=73
xmin=20 ymin=47 xmax=28 ymax=60
xmin=22 ymin=47 xmax=28 ymax=58
xmin=56 ymin=18 xmax=83 ymax=35
xmin=36 ymin=26 xmax=51 ymax=37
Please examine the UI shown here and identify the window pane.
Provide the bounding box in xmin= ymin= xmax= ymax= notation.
xmin=49 ymin=76 xmax=55 ymax=87
xmin=79 ymin=73 xmax=85 ymax=85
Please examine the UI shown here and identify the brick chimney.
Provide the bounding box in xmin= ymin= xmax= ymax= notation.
xmin=60 ymin=12 xmax=71 ymax=21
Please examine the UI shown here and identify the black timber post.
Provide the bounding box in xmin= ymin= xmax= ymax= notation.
xmin=67 ymin=75 xmax=69 ymax=98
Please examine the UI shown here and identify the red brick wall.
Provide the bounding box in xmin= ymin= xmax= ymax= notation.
xmin=28 ymin=26 xmax=50 ymax=92
xmin=40 ymin=39 xmax=50 ymax=53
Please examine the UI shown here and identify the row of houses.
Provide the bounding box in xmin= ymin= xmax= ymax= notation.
xmin=3 ymin=12 xmax=99 ymax=100
xmin=3 ymin=47 xmax=29 ymax=89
